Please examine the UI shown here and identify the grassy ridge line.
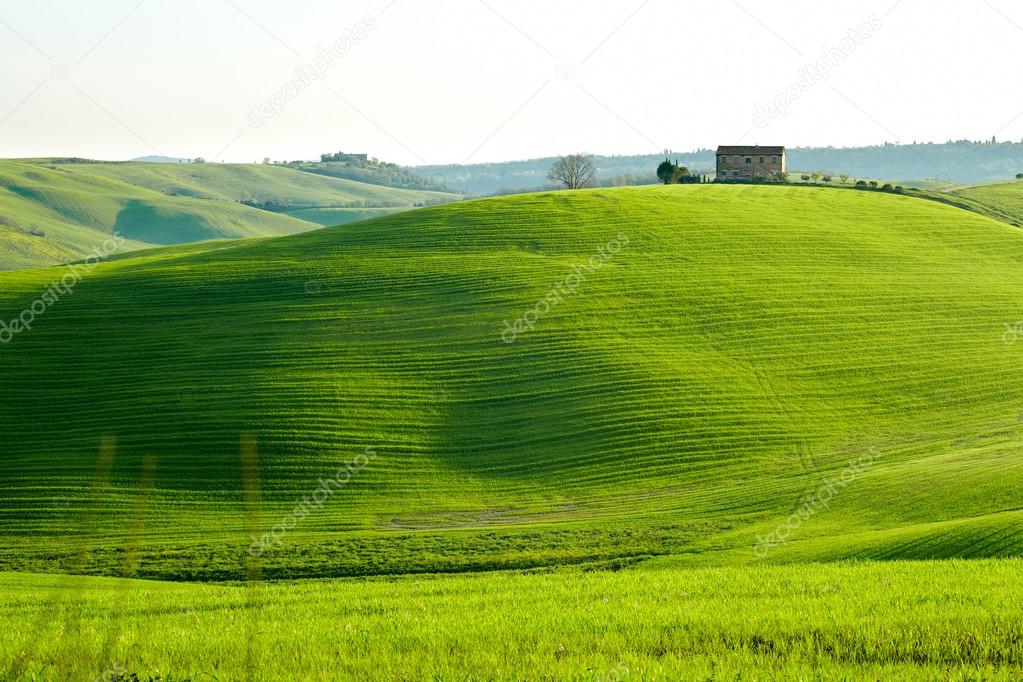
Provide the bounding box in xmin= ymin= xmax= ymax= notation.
xmin=1 ymin=185 xmax=1023 ymax=580
xmin=2 ymin=560 xmax=1022 ymax=680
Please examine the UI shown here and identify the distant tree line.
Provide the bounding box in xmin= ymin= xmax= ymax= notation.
xmin=319 ymin=151 xmax=371 ymax=163
xmin=794 ymin=173 xmax=907 ymax=194
xmin=412 ymin=142 xmax=1023 ymax=195
xmin=239 ymin=196 xmax=293 ymax=211
xmin=853 ymin=180 xmax=906 ymax=194
xmin=237 ymin=196 xmax=426 ymax=212
xmin=296 ymin=161 xmax=455 ymax=193
xmin=593 ymin=173 xmax=660 ymax=188
xmin=545 ymin=154 xmax=717 ymax=190
xmin=237 ymin=152 xmax=454 ymax=192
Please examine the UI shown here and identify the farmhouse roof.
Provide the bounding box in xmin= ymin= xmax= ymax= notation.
xmin=716 ymin=145 xmax=785 ymax=155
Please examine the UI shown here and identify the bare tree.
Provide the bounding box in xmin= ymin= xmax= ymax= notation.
xmin=548 ymin=154 xmax=596 ymax=190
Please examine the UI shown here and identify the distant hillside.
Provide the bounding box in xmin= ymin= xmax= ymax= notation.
xmin=414 ymin=142 xmax=1023 ymax=195
xmin=131 ymin=155 xmax=190 ymax=164
xmin=948 ymin=179 xmax=1023 ymax=226
xmin=52 ymin=160 xmax=458 ymax=209
xmin=0 ymin=160 xmax=461 ymax=269
xmin=292 ymin=160 xmax=457 ymax=194
xmin=415 ymin=153 xmax=709 ymax=196
xmin=3 ymin=185 xmax=1023 ymax=580
xmin=283 ymin=206 xmax=408 ymax=227
xmin=789 ymin=142 xmax=1023 ymax=184
xmin=0 ymin=160 xmax=313 ymax=269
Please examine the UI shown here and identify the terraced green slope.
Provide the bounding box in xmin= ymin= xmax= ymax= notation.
xmin=1 ymin=184 xmax=1022 ymax=580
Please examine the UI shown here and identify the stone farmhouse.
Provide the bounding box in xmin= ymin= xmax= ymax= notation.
xmin=716 ymin=146 xmax=787 ymax=181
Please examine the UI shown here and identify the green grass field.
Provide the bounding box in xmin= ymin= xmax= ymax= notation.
xmin=0 ymin=160 xmax=460 ymax=270
xmin=949 ymin=178 xmax=1023 ymax=226
xmin=1 ymin=183 xmax=1022 ymax=579
xmin=283 ymin=206 xmax=409 ymax=226
xmin=4 ymin=560 xmax=1022 ymax=681
xmin=2 ymin=183 xmax=1023 ymax=678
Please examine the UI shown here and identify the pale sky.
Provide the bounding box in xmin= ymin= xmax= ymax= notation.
xmin=0 ymin=0 xmax=1020 ymax=166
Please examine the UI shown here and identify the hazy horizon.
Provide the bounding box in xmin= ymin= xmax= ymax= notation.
xmin=2 ymin=0 xmax=1022 ymax=166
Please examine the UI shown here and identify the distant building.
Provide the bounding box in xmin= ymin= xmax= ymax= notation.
xmin=716 ymin=146 xmax=786 ymax=181
xmin=320 ymin=152 xmax=370 ymax=163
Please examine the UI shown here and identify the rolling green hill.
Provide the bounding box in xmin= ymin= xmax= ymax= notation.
xmin=0 ymin=160 xmax=460 ymax=270
xmin=1 ymin=184 xmax=1022 ymax=582
xmin=53 ymin=160 xmax=457 ymax=208
xmin=948 ymin=178 xmax=1023 ymax=226
xmin=0 ymin=160 xmax=313 ymax=269
xmin=278 ymin=206 xmax=408 ymax=226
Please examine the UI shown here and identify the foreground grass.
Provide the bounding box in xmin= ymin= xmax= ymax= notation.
xmin=2 ymin=560 xmax=1021 ymax=681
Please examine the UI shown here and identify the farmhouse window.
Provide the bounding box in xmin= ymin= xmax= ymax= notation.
xmin=744 ymin=157 xmax=752 ymax=164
